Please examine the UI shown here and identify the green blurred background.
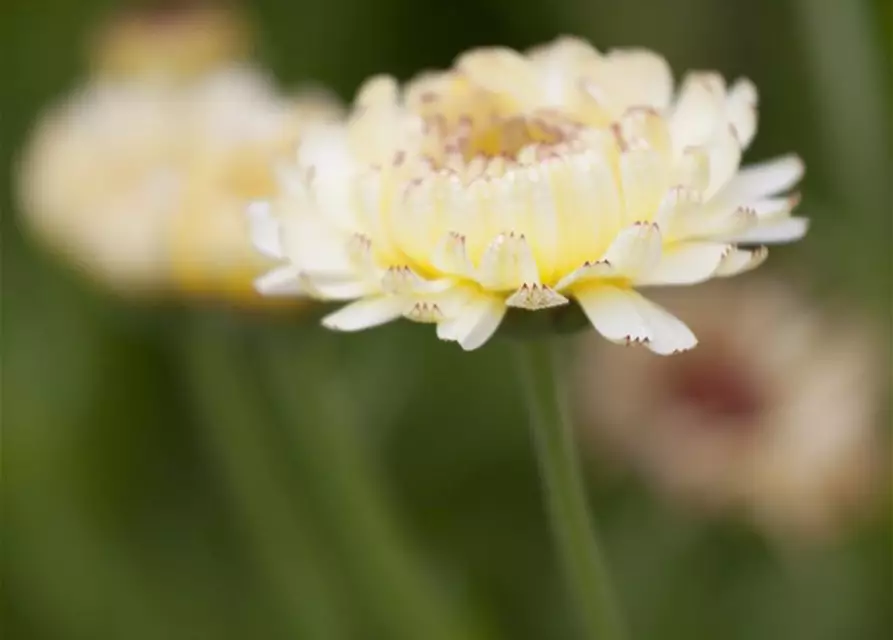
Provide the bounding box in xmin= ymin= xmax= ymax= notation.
xmin=2 ymin=0 xmax=891 ymax=638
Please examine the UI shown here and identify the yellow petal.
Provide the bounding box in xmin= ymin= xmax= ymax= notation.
xmin=619 ymin=149 xmax=671 ymax=224
xmin=477 ymin=232 xmax=540 ymax=290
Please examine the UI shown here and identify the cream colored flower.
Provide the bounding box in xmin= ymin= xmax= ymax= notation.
xmin=18 ymin=67 xmax=341 ymax=300
xmin=253 ymin=37 xmax=807 ymax=350
xmin=574 ymin=278 xmax=888 ymax=542
xmin=87 ymin=0 xmax=253 ymax=81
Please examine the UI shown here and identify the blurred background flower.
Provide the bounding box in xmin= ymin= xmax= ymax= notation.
xmin=16 ymin=0 xmax=342 ymax=302
xmin=3 ymin=1 xmax=890 ymax=640
xmin=573 ymin=277 xmax=889 ymax=543
xmin=87 ymin=0 xmax=254 ymax=81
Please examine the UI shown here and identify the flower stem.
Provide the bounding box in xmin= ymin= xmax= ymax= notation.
xmin=514 ymin=339 xmax=627 ymax=640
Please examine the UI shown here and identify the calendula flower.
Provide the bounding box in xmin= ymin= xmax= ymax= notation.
xmin=17 ymin=1 xmax=342 ymax=301
xmin=574 ymin=279 xmax=888 ymax=542
xmin=253 ymin=37 xmax=807 ymax=351
xmin=19 ymin=68 xmax=340 ymax=300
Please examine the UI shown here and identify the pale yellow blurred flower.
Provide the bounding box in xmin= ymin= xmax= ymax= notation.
xmin=88 ymin=0 xmax=253 ymax=81
xmin=18 ymin=0 xmax=342 ymax=302
xmin=573 ymin=278 xmax=888 ymax=542
xmin=18 ymin=68 xmax=342 ymax=301
xmin=253 ymin=37 xmax=806 ymax=350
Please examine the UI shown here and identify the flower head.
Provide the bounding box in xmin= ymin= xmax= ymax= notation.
xmin=18 ymin=67 xmax=342 ymax=300
xmin=88 ymin=0 xmax=253 ymax=81
xmin=254 ymin=37 xmax=807 ymax=350
xmin=574 ymin=278 xmax=888 ymax=542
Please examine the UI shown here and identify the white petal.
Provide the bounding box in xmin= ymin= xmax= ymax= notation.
xmin=411 ymin=285 xmax=477 ymax=321
xmin=299 ymin=125 xmax=360 ymax=231
xmin=321 ymin=296 xmax=405 ymax=332
xmin=602 ymin=222 xmax=662 ymax=278
xmin=431 ymin=231 xmax=473 ymax=277
xmin=653 ymin=186 xmax=702 ymax=238
xmin=436 ymin=294 xmax=506 ymax=351
xmin=274 ymin=160 xmax=310 ymax=200
xmin=575 ymin=286 xmax=697 ymax=354
xmin=355 ymin=75 xmax=399 ymax=108
xmin=749 ymin=195 xmax=800 ymax=218
xmin=345 ymin=232 xmax=376 ymax=270
xmin=726 ymin=217 xmax=809 ymax=244
xmin=670 ymin=72 xmax=725 ymax=149
xmin=603 ymin=49 xmax=674 ymax=112
xmin=381 ymin=265 xmax=452 ymax=295
xmin=281 ymin=213 xmax=354 ymax=276
xmin=457 ymin=47 xmax=540 ymax=105
xmin=254 ymin=266 xmax=304 ymax=296
xmin=402 ymin=285 xmax=482 ymax=324
xmin=476 ymin=232 xmax=540 ymax=291
xmin=714 ymin=246 xmax=768 ymax=277
xmin=726 ymin=78 xmax=758 ymax=149
xmin=300 ymin=125 xmax=354 ymax=174
xmin=637 ymin=242 xmax=729 ymax=285
xmin=354 ymin=171 xmax=401 ymax=259
xmin=506 ymin=284 xmax=569 ymax=310
xmin=703 ymin=125 xmax=742 ymax=199
xmin=718 ymin=154 xmax=804 ymax=202
xmin=554 ymin=260 xmax=616 ymax=291
xmin=404 ymin=302 xmax=447 ymax=323
xmin=658 ymin=188 xmax=758 ymax=241
xmin=311 ymin=278 xmax=379 ymax=301
xmin=527 ymin=37 xmax=597 ymax=105
xmin=671 ymin=147 xmax=710 ymax=192
xmin=247 ymin=200 xmax=282 ymax=259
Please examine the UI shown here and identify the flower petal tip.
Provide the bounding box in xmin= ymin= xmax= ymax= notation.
xmin=506 ymin=283 xmax=569 ymax=310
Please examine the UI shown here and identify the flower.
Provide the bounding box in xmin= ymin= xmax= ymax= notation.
xmin=253 ymin=37 xmax=807 ymax=350
xmin=19 ymin=68 xmax=341 ymax=300
xmin=573 ymin=278 xmax=888 ymax=542
xmin=17 ymin=2 xmax=342 ymax=301
xmin=87 ymin=0 xmax=253 ymax=81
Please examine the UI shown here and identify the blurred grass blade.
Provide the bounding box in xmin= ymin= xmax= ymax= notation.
xmin=792 ymin=0 xmax=890 ymax=300
xmin=262 ymin=335 xmax=488 ymax=640
xmin=183 ymin=316 xmax=349 ymax=640
xmin=793 ymin=0 xmax=888 ymax=213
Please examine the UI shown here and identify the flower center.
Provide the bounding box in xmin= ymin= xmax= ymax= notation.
xmin=665 ymin=347 xmax=765 ymax=425
xmin=415 ymin=80 xmax=579 ymax=170
xmin=457 ymin=114 xmax=565 ymax=161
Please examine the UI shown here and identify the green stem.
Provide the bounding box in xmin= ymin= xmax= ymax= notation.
xmin=514 ymin=339 xmax=627 ymax=640
xmin=263 ymin=337 xmax=484 ymax=640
